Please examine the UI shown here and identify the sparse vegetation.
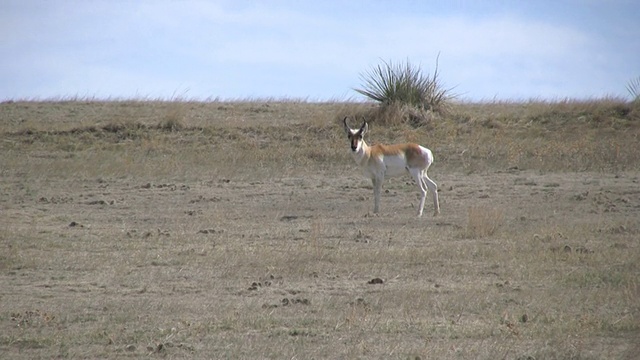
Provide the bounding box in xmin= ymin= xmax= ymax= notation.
xmin=464 ymin=205 xmax=504 ymax=239
xmin=1 ymin=99 xmax=639 ymax=359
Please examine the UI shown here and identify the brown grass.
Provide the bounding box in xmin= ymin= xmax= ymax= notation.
xmin=464 ymin=206 xmax=504 ymax=239
xmin=1 ymin=99 xmax=639 ymax=359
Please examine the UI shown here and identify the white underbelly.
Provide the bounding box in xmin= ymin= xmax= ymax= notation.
xmin=381 ymin=155 xmax=408 ymax=177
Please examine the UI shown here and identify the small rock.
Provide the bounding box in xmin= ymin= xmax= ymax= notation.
xmin=198 ymin=229 xmax=217 ymax=234
xmin=574 ymin=246 xmax=593 ymax=254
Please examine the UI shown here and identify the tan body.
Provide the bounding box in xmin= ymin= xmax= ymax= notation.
xmin=344 ymin=118 xmax=440 ymax=217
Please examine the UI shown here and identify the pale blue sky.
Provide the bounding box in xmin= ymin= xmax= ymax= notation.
xmin=2 ymin=0 xmax=638 ymax=101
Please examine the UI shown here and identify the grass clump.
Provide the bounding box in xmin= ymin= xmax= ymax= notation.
xmin=463 ymin=206 xmax=504 ymax=239
xmin=159 ymin=102 xmax=187 ymax=131
xmin=354 ymin=57 xmax=454 ymax=126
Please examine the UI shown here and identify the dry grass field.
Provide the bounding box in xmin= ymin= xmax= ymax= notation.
xmin=1 ymin=99 xmax=639 ymax=359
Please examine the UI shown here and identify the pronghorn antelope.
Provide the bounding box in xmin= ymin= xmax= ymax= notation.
xmin=343 ymin=117 xmax=440 ymax=217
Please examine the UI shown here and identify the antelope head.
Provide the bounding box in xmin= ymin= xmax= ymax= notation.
xmin=343 ymin=117 xmax=368 ymax=152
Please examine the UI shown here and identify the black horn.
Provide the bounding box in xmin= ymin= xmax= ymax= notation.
xmin=358 ymin=119 xmax=368 ymax=135
xmin=343 ymin=117 xmax=352 ymax=134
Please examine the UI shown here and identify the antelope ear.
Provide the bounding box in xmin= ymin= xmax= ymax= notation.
xmin=343 ymin=117 xmax=351 ymax=134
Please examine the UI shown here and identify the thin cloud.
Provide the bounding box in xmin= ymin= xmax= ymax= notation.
xmin=1 ymin=0 xmax=638 ymax=100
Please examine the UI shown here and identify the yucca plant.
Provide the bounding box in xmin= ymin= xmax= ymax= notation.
xmin=626 ymin=76 xmax=640 ymax=102
xmin=354 ymin=57 xmax=453 ymax=113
